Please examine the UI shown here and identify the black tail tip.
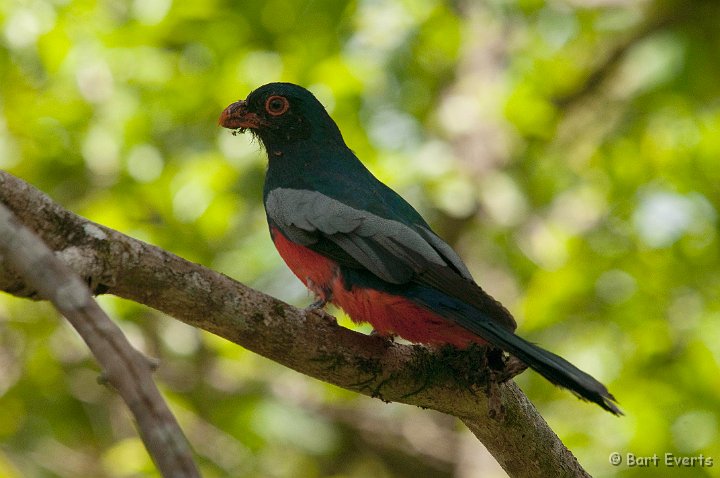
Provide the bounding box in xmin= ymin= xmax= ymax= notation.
xmin=587 ymin=390 xmax=622 ymax=416
xmin=601 ymin=394 xmax=623 ymax=416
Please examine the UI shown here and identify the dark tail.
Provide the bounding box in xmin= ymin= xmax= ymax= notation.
xmin=479 ymin=323 xmax=622 ymax=415
xmin=414 ymin=289 xmax=622 ymax=415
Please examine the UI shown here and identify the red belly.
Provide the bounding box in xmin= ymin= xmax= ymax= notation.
xmin=271 ymin=227 xmax=481 ymax=348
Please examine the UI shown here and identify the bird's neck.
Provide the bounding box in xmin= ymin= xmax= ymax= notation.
xmin=262 ymin=139 xmax=357 ymax=198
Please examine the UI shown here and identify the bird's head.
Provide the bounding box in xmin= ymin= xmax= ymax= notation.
xmin=219 ymin=82 xmax=343 ymax=152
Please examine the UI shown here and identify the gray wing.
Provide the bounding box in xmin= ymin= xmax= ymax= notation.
xmin=266 ymin=187 xmax=517 ymax=331
xmin=265 ymin=188 xmax=473 ymax=284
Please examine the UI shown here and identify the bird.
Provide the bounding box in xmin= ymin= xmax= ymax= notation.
xmin=219 ymin=82 xmax=621 ymax=415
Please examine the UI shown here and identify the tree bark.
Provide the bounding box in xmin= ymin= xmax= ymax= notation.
xmin=0 ymin=170 xmax=591 ymax=478
xmin=0 ymin=200 xmax=200 ymax=478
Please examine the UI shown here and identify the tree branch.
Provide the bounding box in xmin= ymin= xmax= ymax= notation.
xmin=0 ymin=193 xmax=199 ymax=477
xmin=0 ymin=170 xmax=590 ymax=478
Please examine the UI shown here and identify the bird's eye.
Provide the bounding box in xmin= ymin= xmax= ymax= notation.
xmin=265 ymin=95 xmax=290 ymax=116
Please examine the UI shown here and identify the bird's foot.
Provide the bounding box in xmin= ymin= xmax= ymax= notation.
xmin=306 ymin=297 xmax=327 ymax=310
xmin=370 ymin=329 xmax=397 ymax=344
xmin=304 ymin=298 xmax=336 ymax=324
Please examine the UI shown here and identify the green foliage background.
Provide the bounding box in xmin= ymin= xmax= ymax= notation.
xmin=1 ymin=0 xmax=719 ymax=477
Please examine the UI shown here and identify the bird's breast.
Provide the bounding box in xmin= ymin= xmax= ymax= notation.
xmin=270 ymin=226 xmax=339 ymax=301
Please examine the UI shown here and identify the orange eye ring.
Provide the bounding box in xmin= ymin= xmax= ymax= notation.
xmin=265 ymin=95 xmax=290 ymax=116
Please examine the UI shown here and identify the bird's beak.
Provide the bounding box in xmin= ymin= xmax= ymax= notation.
xmin=218 ymin=100 xmax=266 ymax=130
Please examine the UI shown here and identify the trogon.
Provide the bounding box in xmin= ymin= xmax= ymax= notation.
xmin=219 ymin=82 xmax=620 ymax=415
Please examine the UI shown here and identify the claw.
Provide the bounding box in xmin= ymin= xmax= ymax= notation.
xmin=306 ymin=297 xmax=327 ymax=310
xmin=304 ymin=298 xmax=336 ymax=324
xmin=305 ymin=307 xmax=337 ymax=324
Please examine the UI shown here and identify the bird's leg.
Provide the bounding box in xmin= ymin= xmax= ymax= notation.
xmin=304 ymin=280 xmax=336 ymax=324
xmin=306 ymin=297 xmax=327 ymax=310
xmin=304 ymin=298 xmax=336 ymax=324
